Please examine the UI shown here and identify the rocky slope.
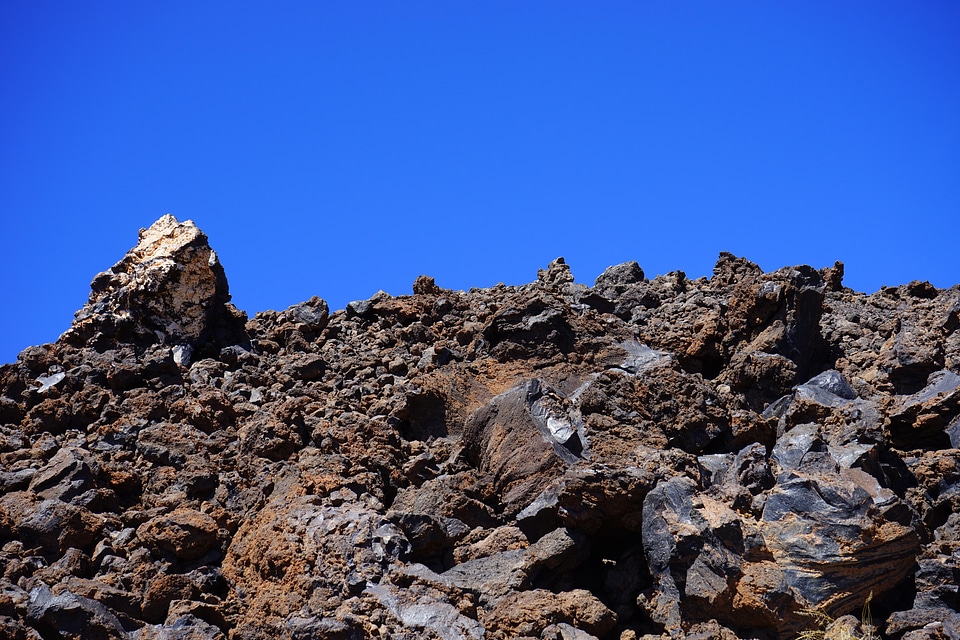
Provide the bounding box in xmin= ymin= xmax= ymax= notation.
xmin=1 ymin=215 xmax=958 ymax=640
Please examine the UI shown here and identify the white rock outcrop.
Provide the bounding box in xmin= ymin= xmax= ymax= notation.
xmin=62 ymin=214 xmax=240 ymax=353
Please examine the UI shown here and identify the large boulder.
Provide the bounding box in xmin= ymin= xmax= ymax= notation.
xmin=61 ymin=215 xmax=246 ymax=357
xmin=463 ymin=379 xmax=584 ymax=517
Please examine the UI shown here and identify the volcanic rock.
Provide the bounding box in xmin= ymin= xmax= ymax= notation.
xmin=60 ymin=214 xmax=246 ymax=358
xmin=1 ymin=216 xmax=958 ymax=639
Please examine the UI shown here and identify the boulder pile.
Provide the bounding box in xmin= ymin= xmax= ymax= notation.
xmin=1 ymin=216 xmax=958 ymax=639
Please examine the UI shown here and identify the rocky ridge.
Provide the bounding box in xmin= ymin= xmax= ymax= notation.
xmin=1 ymin=215 xmax=958 ymax=640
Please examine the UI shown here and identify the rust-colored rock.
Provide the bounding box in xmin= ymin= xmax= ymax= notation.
xmin=137 ymin=508 xmax=220 ymax=561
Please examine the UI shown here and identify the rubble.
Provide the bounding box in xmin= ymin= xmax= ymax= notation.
xmin=1 ymin=220 xmax=958 ymax=639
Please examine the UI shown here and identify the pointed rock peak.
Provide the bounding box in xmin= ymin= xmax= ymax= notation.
xmin=537 ymin=257 xmax=575 ymax=289
xmin=127 ymin=214 xmax=206 ymax=264
xmin=62 ymin=214 xmax=245 ymax=354
xmin=412 ymin=275 xmax=442 ymax=296
xmin=594 ymin=261 xmax=644 ymax=288
xmin=711 ymin=252 xmax=763 ymax=287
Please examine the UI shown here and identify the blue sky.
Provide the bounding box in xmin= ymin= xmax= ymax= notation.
xmin=2 ymin=2 xmax=959 ymax=364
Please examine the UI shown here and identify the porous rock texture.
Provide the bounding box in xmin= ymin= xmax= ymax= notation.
xmin=1 ymin=216 xmax=958 ymax=640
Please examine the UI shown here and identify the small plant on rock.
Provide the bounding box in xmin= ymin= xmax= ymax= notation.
xmin=798 ymin=592 xmax=876 ymax=640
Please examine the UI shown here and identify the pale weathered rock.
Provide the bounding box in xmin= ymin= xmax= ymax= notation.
xmin=61 ymin=214 xmax=245 ymax=354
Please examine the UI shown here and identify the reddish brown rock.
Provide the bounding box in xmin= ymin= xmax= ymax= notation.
xmin=463 ymin=379 xmax=582 ymax=516
xmin=137 ymin=508 xmax=220 ymax=561
xmin=142 ymin=574 xmax=200 ymax=623
xmin=484 ymin=588 xmax=617 ymax=639
xmin=0 ymin=492 xmax=104 ymax=555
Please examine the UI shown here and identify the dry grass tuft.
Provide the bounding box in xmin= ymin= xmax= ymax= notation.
xmin=798 ymin=592 xmax=876 ymax=640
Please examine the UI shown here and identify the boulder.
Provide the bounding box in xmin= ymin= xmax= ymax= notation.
xmin=26 ymin=583 xmax=130 ymax=640
xmin=761 ymin=470 xmax=920 ymax=619
xmin=61 ymin=215 xmax=246 ymax=355
xmin=484 ymin=589 xmax=616 ymax=639
xmin=463 ymin=379 xmax=583 ymax=517
xmin=137 ymin=508 xmax=221 ymax=561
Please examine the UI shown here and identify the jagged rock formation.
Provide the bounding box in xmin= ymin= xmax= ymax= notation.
xmin=60 ymin=215 xmax=247 ymax=362
xmin=1 ymin=216 xmax=958 ymax=640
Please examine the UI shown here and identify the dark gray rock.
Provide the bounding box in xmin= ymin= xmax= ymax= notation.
xmin=761 ymin=470 xmax=920 ymax=617
xmin=285 ymin=616 xmax=361 ymax=640
xmin=729 ymin=443 xmax=774 ymax=494
xmin=948 ymin=414 xmax=960 ymax=448
xmin=886 ymin=608 xmax=960 ymax=639
xmin=218 ymin=345 xmax=256 ymax=369
xmin=479 ymin=296 xmax=576 ymax=361
xmin=890 ymin=315 xmax=946 ymax=394
xmin=698 ymin=453 xmax=734 ymax=489
xmin=614 ymin=340 xmax=673 ymax=375
xmin=441 ymin=528 xmax=588 ymax=606
xmin=914 ymin=556 xmax=960 ymax=610
xmin=0 ymin=468 xmax=36 ymax=493
xmin=345 ymin=299 xmax=369 ymax=316
xmin=639 ymin=476 xmax=792 ymax=632
xmin=282 ymin=353 xmax=325 ymax=381
xmin=389 ymin=474 xmax=499 ymax=530
xmin=139 ymin=614 xmax=227 ymax=640
xmin=764 ymin=373 xmax=883 ymax=449
xmin=799 ymin=369 xmax=857 ymax=399
xmin=594 ymin=262 xmax=645 ymax=290
xmin=516 ymin=481 xmax=563 ymax=541
xmin=387 ymin=512 xmax=471 ymax=563
xmin=27 ymin=447 xmax=96 ymax=504
xmin=283 ymin=296 xmax=330 ymax=333
xmin=27 ymin=583 xmax=129 ymax=640
xmin=541 ymin=623 xmax=600 ymax=640
xmin=770 ymin=423 xmax=835 ymax=474
xmin=638 ymin=476 xmax=692 ymax=632
xmin=585 ymin=262 xmax=658 ymax=317
xmin=366 ymin=582 xmax=485 ymax=640
xmin=888 ymin=369 xmax=960 ymax=449
xmin=15 ymin=498 xmax=104 ymax=555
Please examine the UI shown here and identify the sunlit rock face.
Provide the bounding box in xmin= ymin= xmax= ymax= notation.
xmin=61 ymin=214 xmax=245 ymax=359
xmin=1 ymin=225 xmax=959 ymax=640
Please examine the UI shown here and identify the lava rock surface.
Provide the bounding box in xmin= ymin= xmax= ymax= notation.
xmin=1 ymin=217 xmax=958 ymax=640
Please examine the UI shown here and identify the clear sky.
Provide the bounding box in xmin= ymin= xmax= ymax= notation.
xmin=2 ymin=2 xmax=959 ymax=364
